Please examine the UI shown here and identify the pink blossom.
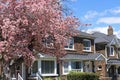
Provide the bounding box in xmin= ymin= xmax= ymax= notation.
xmin=0 ymin=0 xmax=80 ymax=66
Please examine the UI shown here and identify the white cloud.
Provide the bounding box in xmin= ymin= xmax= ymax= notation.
xmin=85 ymin=27 xmax=108 ymax=34
xmin=84 ymin=27 xmax=120 ymax=38
xmin=115 ymin=30 xmax=120 ymax=39
xmin=84 ymin=11 xmax=98 ymax=19
xmin=108 ymin=7 xmax=120 ymax=14
xmin=83 ymin=6 xmax=120 ymax=21
xmin=97 ymin=17 xmax=120 ymax=24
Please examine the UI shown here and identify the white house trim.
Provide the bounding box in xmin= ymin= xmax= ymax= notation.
xmin=95 ymin=54 xmax=107 ymax=61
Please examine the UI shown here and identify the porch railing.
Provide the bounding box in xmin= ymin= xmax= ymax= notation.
xmin=18 ymin=73 xmax=23 ymax=80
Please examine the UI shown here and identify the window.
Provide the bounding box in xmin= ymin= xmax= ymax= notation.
xmin=63 ymin=61 xmax=69 ymax=74
xmin=64 ymin=38 xmax=74 ymax=50
xmin=83 ymin=39 xmax=91 ymax=51
xmin=41 ymin=60 xmax=55 ymax=74
xmin=71 ymin=61 xmax=82 ymax=72
xmin=107 ymin=46 xmax=114 ymax=56
xmin=63 ymin=61 xmax=83 ymax=75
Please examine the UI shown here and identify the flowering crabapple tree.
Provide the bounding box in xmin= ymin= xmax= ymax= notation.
xmin=0 ymin=0 xmax=80 ymax=66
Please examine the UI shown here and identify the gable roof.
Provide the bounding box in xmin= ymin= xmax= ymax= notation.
xmin=77 ymin=31 xmax=95 ymax=39
xmin=92 ymin=32 xmax=120 ymax=47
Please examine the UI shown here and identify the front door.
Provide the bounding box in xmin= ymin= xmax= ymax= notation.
xmin=108 ymin=65 xmax=117 ymax=80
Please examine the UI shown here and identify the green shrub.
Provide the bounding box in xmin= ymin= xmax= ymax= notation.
xmin=43 ymin=77 xmax=53 ymax=80
xmin=67 ymin=71 xmax=99 ymax=80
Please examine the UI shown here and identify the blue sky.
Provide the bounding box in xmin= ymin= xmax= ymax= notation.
xmin=67 ymin=0 xmax=120 ymax=38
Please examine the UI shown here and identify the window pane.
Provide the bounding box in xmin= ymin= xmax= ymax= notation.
xmin=71 ymin=61 xmax=81 ymax=69
xmin=107 ymin=47 xmax=110 ymax=56
xmin=83 ymin=40 xmax=91 ymax=51
xmin=63 ymin=61 xmax=69 ymax=73
xmin=111 ymin=47 xmax=114 ymax=55
xmin=83 ymin=41 xmax=90 ymax=47
xmin=41 ymin=60 xmax=54 ymax=74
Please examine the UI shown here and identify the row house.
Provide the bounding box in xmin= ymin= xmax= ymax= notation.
xmin=7 ymin=26 xmax=120 ymax=80
xmin=92 ymin=26 xmax=120 ymax=80
xmin=27 ymin=30 xmax=106 ymax=80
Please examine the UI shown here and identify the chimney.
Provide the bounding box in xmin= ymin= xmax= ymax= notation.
xmin=108 ymin=25 xmax=113 ymax=35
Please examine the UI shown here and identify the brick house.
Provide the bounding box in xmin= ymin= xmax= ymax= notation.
xmin=4 ymin=26 xmax=120 ymax=80
xmin=92 ymin=26 xmax=120 ymax=80
xmin=27 ymin=31 xmax=106 ymax=80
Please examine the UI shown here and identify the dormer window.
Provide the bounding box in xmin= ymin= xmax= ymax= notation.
xmin=64 ymin=38 xmax=74 ymax=50
xmin=107 ymin=46 xmax=114 ymax=56
xmin=83 ymin=39 xmax=91 ymax=51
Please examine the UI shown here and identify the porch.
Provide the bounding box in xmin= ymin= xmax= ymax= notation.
xmin=107 ymin=59 xmax=120 ymax=80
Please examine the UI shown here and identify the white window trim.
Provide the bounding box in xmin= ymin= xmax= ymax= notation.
xmin=38 ymin=59 xmax=58 ymax=76
xmin=109 ymin=46 xmax=114 ymax=56
xmin=62 ymin=61 xmax=71 ymax=75
xmin=83 ymin=39 xmax=91 ymax=52
xmin=64 ymin=37 xmax=74 ymax=50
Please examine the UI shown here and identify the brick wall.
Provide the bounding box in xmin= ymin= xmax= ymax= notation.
xmin=73 ymin=37 xmax=95 ymax=53
xmin=95 ymin=61 xmax=106 ymax=77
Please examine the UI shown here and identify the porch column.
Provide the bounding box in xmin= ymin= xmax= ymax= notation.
xmin=38 ymin=60 xmax=41 ymax=74
xmin=69 ymin=61 xmax=71 ymax=71
xmin=81 ymin=61 xmax=83 ymax=72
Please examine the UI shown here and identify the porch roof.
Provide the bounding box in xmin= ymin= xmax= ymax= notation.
xmin=107 ymin=59 xmax=120 ymax=65
xmin=37 ymin=52 xmax=56 ymax=59
xmin=60 ymin=53 xmax=106 ymax=61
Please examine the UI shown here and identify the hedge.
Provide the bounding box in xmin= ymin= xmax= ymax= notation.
xmin=67 ymin=71 xmax=99 ymax=80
